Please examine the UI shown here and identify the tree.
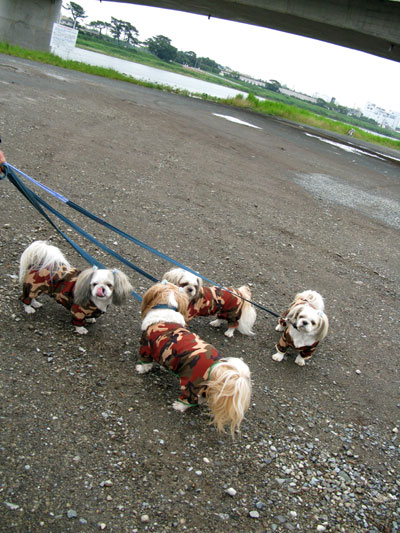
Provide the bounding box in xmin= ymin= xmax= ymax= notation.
xmin=110 ymin=17 xmax=125 ymax=45
xmin=121 ymin=21 xmax=139 ymax=47
xmin=175 ymin=50 xmax=197 ymax=67
xmin=64 ymin=2 xmax=87 ymax=29
xmin=88 ymin=20 xmax=108 ymax=37
xmin=265 ymin=80 xmax=281 ymax=92
xmin=146 ymin=35 xmax=177 ymax=62
xmin=196 ymin=57 xmax=221 ymax=74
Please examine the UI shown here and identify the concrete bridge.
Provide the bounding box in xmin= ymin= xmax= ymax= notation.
xmin=1 ymin=0 xmax=399 ymax=62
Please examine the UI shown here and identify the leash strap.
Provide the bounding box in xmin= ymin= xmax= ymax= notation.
xmin=1 ymin=163 xmax=279 ymax=317
xmin=2 ymin=165 xmax=143 ymax=301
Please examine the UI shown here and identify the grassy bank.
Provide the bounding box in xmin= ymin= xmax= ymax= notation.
xmin=225 ymin=94 xmax=400 ymax=150
xmin=1 ymin=40 xmax=399 ymax=152
xmin=77 ymin=34 xmax=244 ymax=91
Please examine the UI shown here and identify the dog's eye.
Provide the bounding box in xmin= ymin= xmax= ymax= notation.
xmin=106 ymin=283 xmax=113 ymax=288
xmin=180 ymin=283 xmax=188 ymax=287
xmin=311 ymin=320 xmax=316 ymax=326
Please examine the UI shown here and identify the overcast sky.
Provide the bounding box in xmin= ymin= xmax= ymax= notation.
xmin=63 ymin=0 xmax=400 ymax=113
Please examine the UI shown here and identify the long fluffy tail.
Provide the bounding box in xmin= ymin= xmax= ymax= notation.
xmin=237 ymin=285 xmax=257 ymax=336
xmin=19 ymin=240 xmax=70 ymax=284
xmin=206 ymin=357 xmax=252 ymax=437
xmin=295 ymin=289 xmax=325 ymax=312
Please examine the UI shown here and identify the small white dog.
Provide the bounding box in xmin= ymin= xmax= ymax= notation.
xmin=162 ymin=267 xmax=203 ymax=301
xmin=136 ymin=281 xmax=252 ymax=436
xmin=272 ymin=290 xmax=329 ymax=366
xmin=162 ymin=267 xmax=256 ymax=338
xmin=19 ymin=240 xmax=133 ymax=334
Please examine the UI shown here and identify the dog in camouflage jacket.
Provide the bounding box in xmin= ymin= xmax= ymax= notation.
xmin=19 ymin=240 xmax=132 ymax=334
xmin=136 ymin=281 xmax=252 ymax=436
xmin=162 ymin=268 xmax=256 ymax=338
xmin=272 ymin=290 xmax=329 ymax=366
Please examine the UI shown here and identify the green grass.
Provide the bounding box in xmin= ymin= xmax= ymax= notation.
xmin=0 ymin=40 xmax=190 ymax=93
xmin=224 ymin=94 xmax=400 ymax=150
xmin=1 ymin=39 xmax=399 ymax=152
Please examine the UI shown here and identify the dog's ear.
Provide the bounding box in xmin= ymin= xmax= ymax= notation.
xmin=194 ymin=276 xmax=203 ymax=300
xmin=162 ymin=269 xmax=180 ymax=286
xmin=141 ymin=284 xmax=164 ymax=317
xmin=286 ymin=303 xmax=302 ymax=324
xmin=176 ymin=288 xmax=189 ymax=321
xmin=73 ymin=268 xmax=95 ymax=306
xmin=316 ymin=313 xmax=329 ymax=341
xmin=141 ymin=285 xmax=155 ymax=316
xmin=112 ymin=270 xmax=133 ymax=306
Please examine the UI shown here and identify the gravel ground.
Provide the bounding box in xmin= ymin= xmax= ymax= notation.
xmin=0 ymin=55 xmax=399 ymax=532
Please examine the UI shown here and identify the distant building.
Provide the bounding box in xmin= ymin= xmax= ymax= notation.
xmin=220 ymin=67 xmax=234 ymax=76
xmin=279 ymin=88 xmax=317 ymax=104
xmin=60 ymin=16 xmax=74 ymax=27
xmin=363 ymin=102 xmax=400 ymax=130
xmin=347 ymin=108 xmax=363 ymax=118
xmin=238 ymin=75 xmax=266 ymax=87
xmin=313 ymin=92 xmax=331 ymax=103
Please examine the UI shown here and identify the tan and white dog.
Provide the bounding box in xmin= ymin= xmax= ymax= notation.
xmin=272 ymin=290 xmax=329 ymax=366
xmin=162 ymin=268 xmax=256 ymax=338
xmin=19 ymin=240 xmax=133 ymax=334
xmin=136 ymin=281 xmax=252 ymax=436
xmin=162 ymin=267 xmax=203 ymax=301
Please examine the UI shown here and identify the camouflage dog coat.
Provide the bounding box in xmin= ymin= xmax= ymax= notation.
xmin=187 ymin=286 xmax=246 ymax=328
xmin=276 ymin=303 xmax=319 ymax=360
xmin=139 ymin=322 xmax=224 ymax=405
xmin=21 ymin=265 xmax=102 ymax=327
xmin=275 ymin=327 xmax=319 ymax=361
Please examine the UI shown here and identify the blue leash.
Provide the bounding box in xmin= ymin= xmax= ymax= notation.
xmin=1 ymin=162 xmax=280 ymax=317
xmin=2 ymin=165 xmax=144 ymax=301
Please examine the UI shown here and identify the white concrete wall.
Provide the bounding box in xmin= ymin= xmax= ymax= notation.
xmin=0 ymin=0 xmax=62 ymax=52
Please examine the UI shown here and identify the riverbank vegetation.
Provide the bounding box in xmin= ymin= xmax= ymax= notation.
xmin=1 ymin=39 xmax=399 ymax=152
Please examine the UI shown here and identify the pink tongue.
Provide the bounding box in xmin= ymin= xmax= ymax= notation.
xmin=97 ymin=287 xmax=105 ymax=297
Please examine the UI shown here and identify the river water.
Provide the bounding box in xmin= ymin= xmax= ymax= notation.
xmin=57 ymin=47 xmax=248 ymax=100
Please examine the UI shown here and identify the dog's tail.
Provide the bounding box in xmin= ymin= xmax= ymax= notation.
xmin=206 ymin=357 xmax=252 ymax=438
xmin=237 ymin=285 xmax=257 ymax=336
xmin=295 ymin=290 xmax=325 ymax=312
xmin=19 ymin=240 xmax=70 ymax=284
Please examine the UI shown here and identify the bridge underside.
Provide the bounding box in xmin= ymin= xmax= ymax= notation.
xmin=111 ymin=0 xmax=400 ymax=63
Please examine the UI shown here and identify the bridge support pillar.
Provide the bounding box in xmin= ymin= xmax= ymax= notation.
xmin=0 ymin=0 xmax=62 ymax=52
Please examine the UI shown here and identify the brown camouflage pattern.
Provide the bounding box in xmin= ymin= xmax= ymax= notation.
xmin=276 ymin=302 xmax=319 ymax=360
xmin=187 ymin=286 xmax=246 ymax=328
xmin=139 ymin=322 xmax=224 ymax=405
xmin=275 ymin=328 xmax=319 ymax=360
xmin=21 ymin=265 xmax=102 ymax=326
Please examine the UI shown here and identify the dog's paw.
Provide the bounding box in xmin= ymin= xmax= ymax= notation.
xmin=23 ymin=304 xmax=36 ymax=315
xmin=172 ymin=400 xmax=191 ymax=412
xmin=224 ymin=328 xmax=235 ymax=338
xmin=86 ymin=318 xmax=96 ymax=324
xmin=295 ymin=355 xmax=306 ymax=366
xmin=272 ymin=351 xmax=285 ymax=362
xmin=275 ymin=323 xmax=285 ymax=332
xmin=30 ymin=299 xmax=43 ymax=309
xmin=75 ymin=326 xmax=88 ymax=335
xmin=136 ymin=363 xmax=153 ymax=374
xmin=209 ymin=319 xmax=222 ymax=328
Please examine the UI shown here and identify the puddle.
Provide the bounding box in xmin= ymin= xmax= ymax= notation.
xmin=304 ymin=132 xmax=400 ymax=164
xmin=213 ymin=113 xmax=262 ymax=129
